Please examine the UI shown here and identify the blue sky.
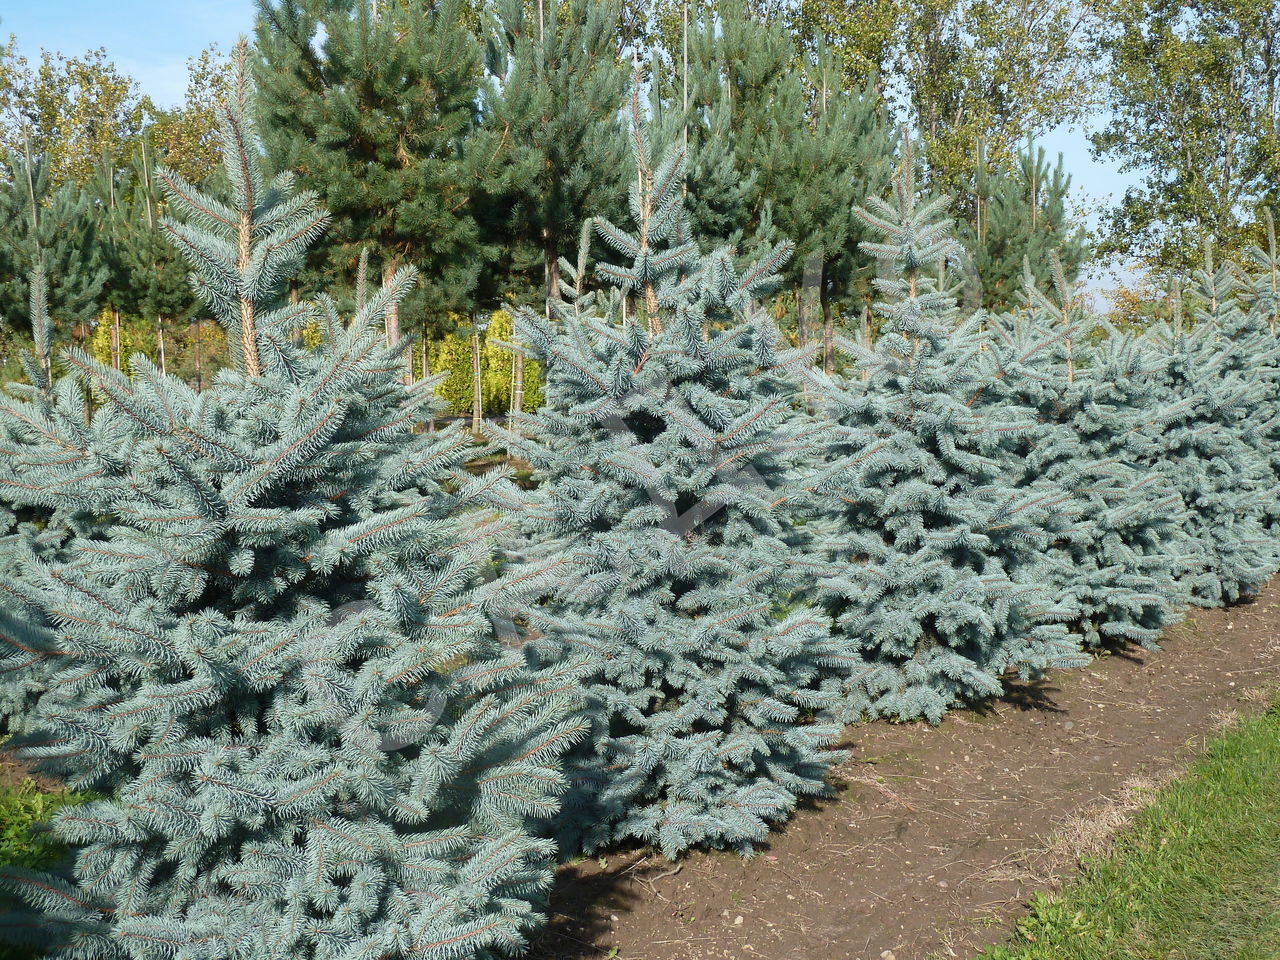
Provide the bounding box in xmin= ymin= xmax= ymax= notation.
xmin=4 ymin=0 xmax=1136 ymax=257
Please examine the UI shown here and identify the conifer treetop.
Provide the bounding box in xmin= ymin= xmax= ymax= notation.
xmin=158 ymin=39 xmax=328 ymax=378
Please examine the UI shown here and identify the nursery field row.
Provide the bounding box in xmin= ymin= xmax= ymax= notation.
xmin=527 ymin=582 xmax=1280 ymax=960
xmin=4 ymin=41 xmax=1280 ymax=960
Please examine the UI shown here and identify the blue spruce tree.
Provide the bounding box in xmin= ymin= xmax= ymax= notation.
xmin=804 ymin=145 xmax=1086 ymax=725
xmin=1139 ymin=257 xmax=1280 ymax=603
xmin=487 ymin=128 xmax=858 ymax=859
xmin=0 ymin=46 xmax=583 ymax=960
xmin=981 ymin=260 xmax=1191 ymax=650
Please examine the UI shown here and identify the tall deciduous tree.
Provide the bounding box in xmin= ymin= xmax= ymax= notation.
xmin=796 ymin=0 xmax=1100 ymax=190
xmin=146 ymin=45 xmax=233 ymax=184
xmin=0 ymin=42 xmax=149 ymax=185
xmin=1092 ymin=0 xmax=1280 ymax=270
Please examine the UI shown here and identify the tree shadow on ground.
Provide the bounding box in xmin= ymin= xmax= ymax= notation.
xmin=529 ymin=853 xmax=648 ymax=960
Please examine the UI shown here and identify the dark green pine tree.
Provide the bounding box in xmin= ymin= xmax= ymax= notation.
xmin=647 ymin=46 xmax=756 ymax=255
xmin=672 ymin=4 xmax=892 ymax=370
xmin=959 ymin=140 xmax=1089 ymax=311
xmin=804 ymin=147 xmax=1085 ymax=724
xmin=487 ymin=133 xmax=858 ymax=859
xmin=0 ymin=48 xmax=583 ymax=960
xmin=979 ymin=260 xmax=1192 ymax=650
xmin=254 ymin=0 xmax=493 ymax=363
xmin=480 ymin=0 xmax=630 ymax=311
xmin=0 ymin=149 xmax=106 ymax=349
xmin=112 ymin=136 xmax=200 ymax=373
xmin=777 ymin=47 xmax=892 ymax=372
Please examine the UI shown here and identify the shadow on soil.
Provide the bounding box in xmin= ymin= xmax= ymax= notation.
xmin=528 ymin=668 xmax=1093 ymax=959
xmin=531 ymin=856 xmax=646 ymax=959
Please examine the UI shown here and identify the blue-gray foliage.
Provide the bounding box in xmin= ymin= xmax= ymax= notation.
xmin=802 ymin=150 xmax=1086 ymax=725
xmin=1137 ymin=260 xmax=1280 ymax=605
xmin=485 ymin=133 xmax=859 ymax=859
xmin=0 ymin=48 xmax=583 ymax=960
xmin=980 ymin=263 xmax=1191 ymax=650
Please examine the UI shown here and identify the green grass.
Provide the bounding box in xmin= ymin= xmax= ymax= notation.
xmin=0 ymin=777 xmax=87 ymax=960
xmin=0 ymin=778 xmax=82 ymax=872
xmin=979 ymin=697 xmax=1280 ymax=960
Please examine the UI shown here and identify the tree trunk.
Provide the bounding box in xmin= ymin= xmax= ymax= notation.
xmin=512 ymin=351 xmax=525 ymax=417
xmin=237 ymin=208 xmax=261 ymax=376
xmin=383 ymin=261 xmax=410 ymax=386
xmin=422 ymin=334 xmax=435 ymax=432
xmin=794 ymin=287 xmax=808 ymax=348
xmin=289 ymin=280 xmax=301 ymax=347
xmin=111 ymin=308 xmax=121 ymax=371
xmin=821 ymin=274 xmax=835 ymax=374
xmin=470 ymin=321 xmax=483 ymax=436
xmin=157 ymin=317 xmax=167 ymax=376
xmin=543 ymin=228 xmax=560 ymax=311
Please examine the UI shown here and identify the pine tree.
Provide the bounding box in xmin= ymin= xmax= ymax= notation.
xmin=1138 ymin=262 xmax=1280 ymax=604
xmin=0 ymin=149 xmax=106 ymax=347
xmin=111 ymin=136 xmax=200 ymax=375
xmin=805 ymin=146 xmax=1085 ymax=724
xmin=778 ymin=54 xmax=891 ymax=372
xmin=648 ymin=40 xmax=755 ymax=254
xmin=255 ymin=0 xmax=493 ymax=368
xmin=671 ymin=5 xmax=893 ymax=369
xmin=0 ymin=47 xmax=583 ymax=960
xmin=959 ymin=140 xmax=1089 ymax=310
xmin=486 ymin=134 xmax=858 ymax=859
xmin=480 ymin=0 xmax=630 ymax=309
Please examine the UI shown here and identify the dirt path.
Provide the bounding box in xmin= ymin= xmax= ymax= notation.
xmin=532 ymin=580 xmax=1280 ymax=960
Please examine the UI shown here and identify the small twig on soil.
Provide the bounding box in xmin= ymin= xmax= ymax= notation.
xmin=850 ymin=773 xmax=920 ymax=812
xmin=648 ymin=863 xmax=683 ymax=883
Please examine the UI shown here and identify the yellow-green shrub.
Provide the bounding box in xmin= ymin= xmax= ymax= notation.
xmin=429 ymin=314 xmax=475 ymax=415
xmin=483 ymin=308 xmax=542 ymax=413
xmin=426 ymin=309 xmax=543 ymax=416
xmin=87 ymin=309 xmax=153 ymax=373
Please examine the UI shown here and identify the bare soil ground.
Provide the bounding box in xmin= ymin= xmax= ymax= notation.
xmin=531 ymin=580 xmax=1280 ymax=960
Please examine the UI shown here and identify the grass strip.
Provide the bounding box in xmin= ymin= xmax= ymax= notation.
xmin=980 ymin=696 xmax=1280 ymax=960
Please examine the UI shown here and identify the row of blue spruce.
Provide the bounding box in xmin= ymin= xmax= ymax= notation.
xmin=2 ymin=50 xmax=1279 ymax=960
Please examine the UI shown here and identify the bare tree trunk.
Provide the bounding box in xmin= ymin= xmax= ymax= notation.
xmin=111 ymin=308 xmax=121 ymax=371
xmin=289 ymin=280 xmax=301 ymax=347
xmin=422 ymin=334 xmax=436 ymax=432
xmin=821 ymin=274 xmax=836 ymax=374
xmin=512 ymin=310 xmax=527 ymax=420
xmin=383 ymin=261 xmax=410 ymax=385
xmin=543 ymin=229 xmax=560 ymax=311
xmin=794 ymin=287 xmax=808 ymax=348
xmin=512 ymin=351 xmax=525 ymax=416
xmin=157 ymin=317 xmax=167 ymax=376
xmin=238 ymin=208 xmax=262 ymax=376
xmin=470 ymin=320 xmax=483 ymax=436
